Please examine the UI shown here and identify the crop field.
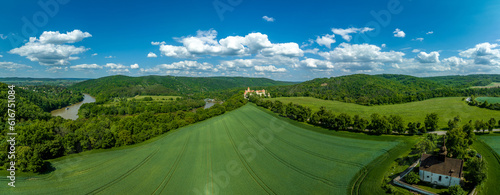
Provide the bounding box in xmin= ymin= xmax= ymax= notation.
xmin=476 ymin=97 xmax=500 ymax=104
xmin=0 ymin=104 xmax=398 ymax=194
xmin=474 ymin=135 xmax=500 ymax=195
xmin=471 ymin=82 xmax=500 ymax=89
xmin=272 ymin=97 xmax=500 ymax=129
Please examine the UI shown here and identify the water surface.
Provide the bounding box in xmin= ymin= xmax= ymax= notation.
xmin=51 ymin=93 xmax=96 ymax=120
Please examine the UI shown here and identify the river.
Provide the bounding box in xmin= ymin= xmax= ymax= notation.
xmin=50 ymin=93 xmax=96 ymax=120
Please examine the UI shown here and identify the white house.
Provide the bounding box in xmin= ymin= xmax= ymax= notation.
xmin=419 ymin=142 xmax=463 ymax=187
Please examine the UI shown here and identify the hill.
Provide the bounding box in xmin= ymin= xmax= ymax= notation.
xmin=267 ymin=74 xmax=500 ymax=105
xmin=69 ymin=75 xmax=295 ymax=100
xmin=424 ymin=74 xmax=500 ymax=88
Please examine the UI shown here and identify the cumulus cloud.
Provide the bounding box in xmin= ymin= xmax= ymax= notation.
xmin=92 ymin=53 xmax=98 ymax=56
xmin=301 ymin=58 xmax=334 ymax=70
xmin=426 ymin=31 xmax=434 ymax=35
xmin=416 ymin=51 xmax=440 ymax=63
xmin=459 ymin=42 xmax=500 ymax=65
xmin=0 ymin=62 xmax=32 ymax=70
xmin=108 ymin=69 xmax=129 ymax=74
xmin=393 ymin=28 xmax=405 ymax=38
xmin=412 ymin=49 xmax=420 ymax=53
xmin=254 ymin=65 xmax=286 ymax=72
xmin=151 ymin=41 xmax=166 ymax=45
xmin=413 ymin=38 xmax=424 ymax=41
xmin=141 ymin=61 xmax=217 ymax=74
xmin=9 ymin=32 xmax=90 ymax=66
xmin=381 ymin=44 xmax=386 ymax=48
xmin=104 ymin=63 xmax=128 ymax=69
xmin=331 ymin=27 xmax=373 ymax=42
xmin=130 ymin=63 xmax=139 ymax=69
xmin=262 ymin=16 xmax=275 ymax=22
xmin=70 ymin=64 xmax=102 ymax=70
xmin=315 ymin=34 xmax=336 ymax=49
xmin=147 ymin=52 xmax=158 ymax=58
xmin=46 ymin=66 xmax=68 ymax=73
xmin=156 ymin=30 xmax=299 ymax=58
xmin=38 ymin=30 xmax=92 ymax=44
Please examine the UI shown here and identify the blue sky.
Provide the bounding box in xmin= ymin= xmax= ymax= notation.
xmin=0 ymin=0 xmax=499 ymax=81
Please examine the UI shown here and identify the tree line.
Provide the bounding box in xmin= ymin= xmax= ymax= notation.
xmin=250 ymin=96 xmax=444 ymax=135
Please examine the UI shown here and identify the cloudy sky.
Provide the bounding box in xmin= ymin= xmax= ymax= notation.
xmin=0 ymin=0 xmax=499 ymax=81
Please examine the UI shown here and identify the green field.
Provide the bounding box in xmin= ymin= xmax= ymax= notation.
xmin=104 ymin=95 xmax=182 ymax=106
xmin=474 ymin=135 xmax=500 ymax=195
xmin=476 ymin=97 xmax=500 ymax=104
xmin=0 ymin=104 xmax=398 ymax=194
xmin=471 ymin=82 xmax=500 ymax=89
xmin=271 ymin=97 xmax=500 ymax=129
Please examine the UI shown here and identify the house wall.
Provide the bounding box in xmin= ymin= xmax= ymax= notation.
xmin=419 ymin=170 xmax=460 ymax=187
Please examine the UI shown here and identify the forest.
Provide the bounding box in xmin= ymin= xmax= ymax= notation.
xmin=266 ymin=74 xmax=500 ymax=105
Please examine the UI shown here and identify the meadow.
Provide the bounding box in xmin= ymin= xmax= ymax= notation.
xmin=474 ymin=135 xmax=500 ymax=195
xmin=0 ymin=104 xmax=398 ymax=194
xmin=104 ymin=95 xmax=182 ymax=106
xmin=471 ymin=82 xmax=500 ymax=89
xmin=476 ymin=97 xmax=500 ymax=104
xmin=271 ymin=97 xmax=500 ymax=129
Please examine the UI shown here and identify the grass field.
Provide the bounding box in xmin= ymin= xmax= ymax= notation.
xmin=471 ymin=82 xmax=500 ymax=89
xmin=104 ymin=95 xmax=182 ymax=106
xmin=474 ymin=135 xmax=500 ymax=195
xmin=476 ymin=97 xmax=500 ymax=104
xmin=271 ymin=97 xmax=500 ymax=130
xmin=0 ymin=104 xmax=399 ymax=194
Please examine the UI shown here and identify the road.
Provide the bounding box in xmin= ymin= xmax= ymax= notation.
xmin=430 ymin=129 xmax=500 ymax=135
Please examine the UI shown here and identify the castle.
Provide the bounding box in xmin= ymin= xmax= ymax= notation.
xmin=244 ymin=87 xmax=270 ymax=99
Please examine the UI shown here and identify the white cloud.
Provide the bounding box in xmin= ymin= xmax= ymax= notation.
xmin=459 ymin=42 xmax=500 ymax=65
xmin=262 ymin=16 xmax=275 ymax=22
xmin=332 ymin=27 xmax=374 ymax=42
xmin=38 ymin=30 xmax=92 ymax=44
xmin=261 ymin=42 xmax=303 ymax=57
xmin=0 ymin=62 xmax=32 ymax=70
xmin=381 ymin=44 xmax=386 ymax=48
xmin=300 ymin=58 xmax=334 ymax=70
xmin=426 ymin=31 xmax=434 ymax=35
xmin=497 ymin=39 xmax=500 ymax=42
xmin=315 ymin=34 xmax=336 ymax=49
xmin=142 ymin=61 xmax=217 ymax=74
xmin=147 ymin=52 xmax=158 ymax=58
xmin=46 ymin=66 xmax=68 ymax=73
xmin=151 ymin=41 xmax=166 ymax=45
xmin=254 ymin=65 xmax=286 ymax=72
xmin=156 ymin=30 xmax=300 ymax=58
xmin=413 ymin=38 xmax=424 ymax=41
xmin=70 ymin=64 xmax=102 ymax=70
xmin=412 ymin=49 xmax=421 ymax=53
xmin=92 ymin=53 xmax=98 ymax=56
xmin=393 ymin=28 xmax=405 ymax=38
xmin=0 ymin=34 xmax=7 ymax=39
xmin=130 ymin=63 xmax=139 ymax=69
xmin=0 ymin=55 xmax=2 ymax=58
xmin=105 ymin=56 xmax=115 ymax=58
xmin=416 ymin=51 xmax=440 ymax=63
xmin=108 ymin=69 xmax=129 ymax=74
xmin=104 ymin=63 xmax=128 ymax=69
xmin=9 ymin=32 xmax=90 ymax=66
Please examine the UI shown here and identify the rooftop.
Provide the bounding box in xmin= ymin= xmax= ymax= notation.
xmin=419 ymin=154 xmax=463 ymax=178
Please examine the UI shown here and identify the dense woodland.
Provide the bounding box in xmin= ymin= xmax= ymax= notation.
xmin=69 ymin=75 xmax=294 ymax=102
xmin=266 ymin=74 xmax=500 ymax=105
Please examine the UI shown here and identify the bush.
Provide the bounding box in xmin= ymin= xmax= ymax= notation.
xmin=405 ymin=171 xmax=420 ymax=184
xmin=448 ymin=185 xmax=466 ymax=195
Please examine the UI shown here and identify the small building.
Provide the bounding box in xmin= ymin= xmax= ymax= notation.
xmin=244 ymin=87 xmax=270 ymax=99
xmin=419 ymin=138 xmax=463 ymax=187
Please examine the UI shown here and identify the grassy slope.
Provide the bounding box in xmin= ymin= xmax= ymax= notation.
xmin=0 ymin=104 xmax=398 ymax=194
xmin=476 ymin=97 xmax=500 ymax=104
xmin=272 ymin=97 xmax=500 ymax=129
xmin=474 ymin=134 xmax=500 ymax=195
